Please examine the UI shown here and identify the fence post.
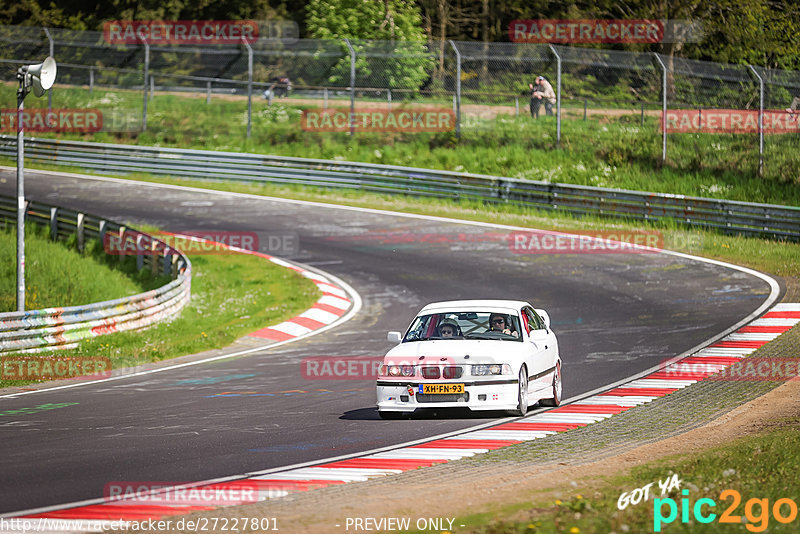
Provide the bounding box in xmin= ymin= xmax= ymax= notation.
xmin=748 ymin=65 xmax=765 ymax=177
xmin=206 ymin=80 xmax=211 ymax=104
xmin=89 ymin=67 xmax=94 ymax=96
xmin=653 ymin=53 xmax=668 ymax=163
xmin=142 ymin=39 xmax=149 ymax=132
xmin=242 ymin=38 xmax=253 ymax=138
xmin=344 ymin=38 xmax=356 ymax=136
xmin=641 ymin=102 xmax=645 ymax=126
xmin=584 ymin=99 xmax=588 ymax=121
xmin=548 ymin=44 xmax=562 ymax=147
xmin=76 ymin=212 xmax=85 ymax=252
xmin=449 ymin=40 xmax=461 ymax=138
xmin=149 ymin=75 xmax=154 ymax=100
xmin=388 ymin=87 xmax=391 ymax=111
xmin=43 ymin=27 xmax=54 ymax=113
xmin=323 ymin=87 xmax=328 ymax=110
xmin=50 ymin=207 xmax=58 ymax=240
xmin=515 ymin=96 xmax=519 ymax=116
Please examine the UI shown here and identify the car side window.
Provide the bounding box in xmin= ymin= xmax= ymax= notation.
xmin=524 ymin=307 xmax=545 ymax=331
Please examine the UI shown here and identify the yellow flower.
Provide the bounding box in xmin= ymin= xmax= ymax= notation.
xmin=570 ymin=528 xmax=580 ymax=534
xmin=576 ymin=494 xmax=583 ymax=499
xmin=555 ymin=499 xmax=562 ymax=505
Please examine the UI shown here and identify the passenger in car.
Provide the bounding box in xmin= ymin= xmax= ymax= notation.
xmin=438 ymin=318 xmax=461 ymax=337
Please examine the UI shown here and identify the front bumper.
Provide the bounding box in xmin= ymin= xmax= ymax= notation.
xmin=376 ymin=379 xmax=518 ymax=412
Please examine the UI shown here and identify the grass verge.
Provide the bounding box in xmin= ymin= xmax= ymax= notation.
xmin=0 ymin=224 xmax=168 ymax=312
xmin=1 ymin=83 xmax=798 ymax=203
xmin=0 ymin=233 xmax=321 ymax=389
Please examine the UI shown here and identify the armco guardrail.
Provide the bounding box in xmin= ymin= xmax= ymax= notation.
xmin=0 ymin=195 xmax=191 ymax=353
xmin=1 ymin=136 xmax=799 ymax=240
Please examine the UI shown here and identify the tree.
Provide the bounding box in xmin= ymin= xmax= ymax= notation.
xmin=306 ymin=0 xmax=434 ymax=91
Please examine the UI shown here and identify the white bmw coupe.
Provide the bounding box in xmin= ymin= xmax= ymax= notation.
xmin=377 ymin=300 xmax=561 ymax=418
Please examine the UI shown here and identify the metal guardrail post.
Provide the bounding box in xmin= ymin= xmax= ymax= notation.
xmin=43 ymin=27 xmax=54 ymax=113
xmin=142 ymin=39 xmax=149 ymax=132
xmin=449 ymin=40 xmax=461 ymax=138
xmin=748 ymin=65 xmax=765 ymax=177
xmin=549 ymin=45 xmax=562 ymax=147
xmin=76 ymin=212 xmax=85 ymax=251
xmin=242 ymin=38 xmax=253 ymax=138
xmin=50 ymin=207 xmax=58 ymax=240
xmin=653 ymin=53 xmax=668 ymax=163
xmin=344 ymin=38 xmax=356 ymax=136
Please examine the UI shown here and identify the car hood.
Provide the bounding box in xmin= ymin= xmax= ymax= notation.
xmin=384 ymin=339 xmax=528 ymax=365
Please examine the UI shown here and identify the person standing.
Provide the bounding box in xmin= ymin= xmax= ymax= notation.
xmin=535 ymin=76 xmax=556 ymax=116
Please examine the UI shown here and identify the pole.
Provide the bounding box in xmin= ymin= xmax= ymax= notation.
xmin=344 ymin=38 xmax=356 ymax=136
xmin=748 ymin=65 xmax=765 ymax=177
xmin=548 ymin=44 xmax=562 ymax=147
xmin=653 ymin=53 xmax=668 ymax=163
xmin=142 ymin=40 xmax=149 ymax=132
xmin=16 ymin=78 xmax=25 ymax=311
xmin=449 ymin=40 xmax=461 ymax=138
xmin=243 ymin=39 xmax=253 ymax=138
xmin=44 ymin=27 xmax=53 ymax=113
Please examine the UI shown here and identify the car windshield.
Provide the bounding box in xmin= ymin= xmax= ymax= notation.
xmin=402 ymin=311 xmax=522 ymax=342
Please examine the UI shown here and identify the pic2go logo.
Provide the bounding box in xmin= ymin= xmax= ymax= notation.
xmin=654 ymin=489 xmax=799 ymax=532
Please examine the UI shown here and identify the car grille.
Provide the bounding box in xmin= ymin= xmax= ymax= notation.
xmin=416 ymin=392 xmax=470 ymax=403
xmin=421 ymin=366 xmax=464 ymax=379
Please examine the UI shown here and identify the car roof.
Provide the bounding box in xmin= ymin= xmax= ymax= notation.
xmin=418 ymin=300 xmax=531 ymax=314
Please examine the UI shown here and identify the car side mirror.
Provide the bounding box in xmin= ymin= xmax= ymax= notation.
xmin=535 ymin=309 xmax=551 ymax=329
xmin=387 ymin=331 xmax=402 ymax=343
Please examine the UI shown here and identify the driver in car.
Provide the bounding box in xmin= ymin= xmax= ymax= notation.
xmin=489 ymin=313 xmax=518 ymax=337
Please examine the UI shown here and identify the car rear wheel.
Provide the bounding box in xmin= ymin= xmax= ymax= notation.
xmin=540 ymin=362 xmax=562 ymax=407
xmin=507 ymin=366 xmax=529 ymax=416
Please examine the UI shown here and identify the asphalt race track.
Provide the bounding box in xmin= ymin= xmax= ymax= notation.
xmin=0 ymin=168 xmax=779 ymax=514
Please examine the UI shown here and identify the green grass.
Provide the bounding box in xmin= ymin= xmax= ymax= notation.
xmin=2 ymin=83 xmax=798 ymax=204
xmin=0 ymin=228 xmax=321 ymax=389
xmin=449 ymin=422 xmax=800 ymax=533
xmin=0 ymin=225 xmax=167 ymax=312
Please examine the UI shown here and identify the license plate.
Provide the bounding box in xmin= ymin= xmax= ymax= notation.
xmin=420 ymin=383 xmax=465 ymax=394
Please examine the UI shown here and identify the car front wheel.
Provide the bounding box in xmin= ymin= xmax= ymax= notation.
xmin=507 ymin=366 xmax=529 ymax=416
xmin=540 ymin=362 xmax=562 ymax=407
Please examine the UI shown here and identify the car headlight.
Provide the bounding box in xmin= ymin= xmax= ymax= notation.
xmin=381 ymin=365 xmax=415 ymax=377
xmin=471 ymin=363 xmax=512 ymax=376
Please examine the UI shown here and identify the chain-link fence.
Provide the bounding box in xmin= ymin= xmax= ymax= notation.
xmin=1 ymin=25 xmax=798 ymax=180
